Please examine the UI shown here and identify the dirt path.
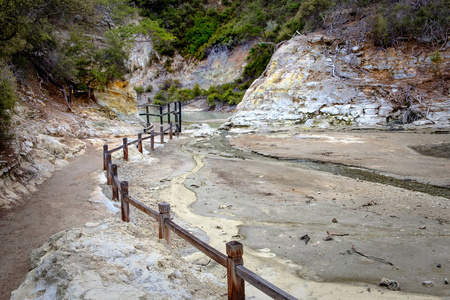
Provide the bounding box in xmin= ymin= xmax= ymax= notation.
xmin=0 ymin=141 xmax=111 ymax=300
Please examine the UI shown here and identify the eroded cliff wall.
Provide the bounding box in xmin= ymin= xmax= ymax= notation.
xmin=231 ymin=34 xmax=449 ymax=129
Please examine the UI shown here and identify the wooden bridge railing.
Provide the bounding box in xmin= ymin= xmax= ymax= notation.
xmin=103 ymin=138 xmax=298 ymax=300
xmin=138 ymin=101 xmax=182 ymax=134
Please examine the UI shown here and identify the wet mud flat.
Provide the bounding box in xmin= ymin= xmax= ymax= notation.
xmin=180 ymin=130 xmax=449 ymax=297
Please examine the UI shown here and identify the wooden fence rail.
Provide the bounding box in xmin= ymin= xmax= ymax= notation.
xmin=138 ymin=101 xmax=182 ymax=134
xmin=103 ymin=138 xmax=298 ymax=300
xmin=103 ymin=122 xmax=178 ymax=171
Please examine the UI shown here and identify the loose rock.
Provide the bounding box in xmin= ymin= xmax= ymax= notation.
xmin=380 ymin=277 xmax=400 ymax=291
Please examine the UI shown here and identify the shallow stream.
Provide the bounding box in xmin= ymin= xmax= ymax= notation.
xmin=189 ymin=132 xmax=450 ymax=199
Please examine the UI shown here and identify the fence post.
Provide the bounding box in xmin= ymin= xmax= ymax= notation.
xmin=174 ymin=111 xmax=179 ymax=136
xmin=160 ymin=125 xmax=164 ymax=144
xmin=178 ymin=101 xmax=182 ymax=133
xmin=112 ymin=164 xmax=118 ymax=200
xmin=103 ymin=145 xmax=108 ymax=171
xmin=167 ymin=103 xmax=171 ymax=125
xmin=158 ymin=202 xmax=171 ymax=243
xmin=120 ymin=181 xmax=130 ymax=222
xmin=138 ymin=132 xmax=143 ymax=153
xmin=145 ymin=105 xmax=150 ymax=129
xmin=169 ymin=122 xmax=173 ymax=140
xmin=123 ymin=137 xmax=128 ymax=161
xmin=151 ymin=129 xmax=155 ymax=151
xmin=159 ymin=105 xmax=163 ymax=125
xmin=106 ymin=153 xmax=112 ymax=185
xmin=226 ymin=241 xmax=245 ymax=300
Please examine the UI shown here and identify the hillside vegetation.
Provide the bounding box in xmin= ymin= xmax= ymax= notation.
xmin=1 ymin=0 xmax=448 ymax=140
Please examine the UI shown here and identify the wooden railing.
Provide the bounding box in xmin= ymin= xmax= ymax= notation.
xmin=103 ymin=136 xmax=298 ymax=300
xmin=103 ymin=122 xmax=178 ymax=168
xmin=139 ymin=101 xmax=182 ymax=133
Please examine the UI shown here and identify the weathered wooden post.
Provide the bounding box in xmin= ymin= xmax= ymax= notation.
xmin=106 ymin=153 xmax=112 ymax=185
xmin=150 ymin=129 xmax=155 ymax=151
xmin=174 ymin=111 xmax=179 ymax=135
xmin=226 ymin=241 xmax=245 ymax=300
xmin=111 ymin=164 xmax=118 ymax=201
xmin=178 ymin=101 xmax=182 ymax=133
xmin=159 ymin=105 xmax=163 ymax=125
xmin=123 ymin=137 xmax=128 ymax=161
xmin=145 ymin=105 xmax=150 ymax=128
xmin=168 ymin=102 xmax=172 ymax=125
xmin=158 ymin=202 xmax=171 ymax=243
xmin=120 ymin=181 xmax=130 ymax=222
xmin=169 ymin=122 xmax=173 ymax=140
xmin=138 ymin=132 xmax=143 ymax=153
xmin=160 ymin=125 xmax=164 ymax=144
xmin=103 ymin=144 xmax=108 ymax=171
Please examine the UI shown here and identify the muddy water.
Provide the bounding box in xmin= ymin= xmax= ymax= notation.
xmin=196 ymin=132 xmax=450 ymax=199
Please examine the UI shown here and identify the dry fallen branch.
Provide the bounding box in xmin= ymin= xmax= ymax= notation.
xmin=350 ymin=245 xmax=394 ymax=266
xmin=323 ymin=231 xmax=349 ymax=241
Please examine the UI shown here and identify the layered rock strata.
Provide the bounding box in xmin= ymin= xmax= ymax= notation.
xmin=231 ymin=34 xmax=450 ymax=129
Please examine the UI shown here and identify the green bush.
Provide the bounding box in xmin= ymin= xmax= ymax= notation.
xmin=185 ymin=17 xmax=219 ymax=58
xmin=241 ymin=43 xmax=273 ymax=81
xmin=207 ymin=93 xmax=222 ymax=107
xmin=0 ymin=63 xmax=18 ymax=144
xmin=153 ymin=90 xmax=168 ymax=105
xmin=193 ymin=83 xmax=202 ymax=97
xmin=134 ymin=86 xmax=144 ymax=93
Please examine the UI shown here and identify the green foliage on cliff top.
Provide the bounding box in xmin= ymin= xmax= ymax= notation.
xmin=133 ymin=0 xmax=449 ymax=59
xmin=373 ymin=0 xmax=450 ymax=47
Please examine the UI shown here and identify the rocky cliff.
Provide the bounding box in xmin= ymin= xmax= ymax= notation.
xmin=94 ymin=80 xmax=138 ymax=115
xmin=128 ymin=35 xmax=253 ymax=105
xmin=231 ymin=34 xmax=450 ymax=129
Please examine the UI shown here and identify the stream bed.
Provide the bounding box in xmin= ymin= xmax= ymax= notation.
xmin=178 ymin=130 xmax=449 ymax=298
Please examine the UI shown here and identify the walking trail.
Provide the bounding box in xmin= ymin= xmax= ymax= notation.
xmin=0 ymin=141 xmax=111 ymax=300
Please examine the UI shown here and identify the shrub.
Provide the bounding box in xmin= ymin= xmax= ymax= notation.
xmin=207 ymin=93 xmax=222 ymax=107
xmin=153 ymin=90 xmax=168 ymax=104
xmin=236 ymin=43 xmax=273 ymax=88
xmin=134 ymin=86 xmax=144 ymax=93
xmin=192 ymin=83 xmax=201 ymax=97
xmin=185 ymin=17 xmax=219 ymax=58
xmin=0 ymin=63 xmax=17 ymax=144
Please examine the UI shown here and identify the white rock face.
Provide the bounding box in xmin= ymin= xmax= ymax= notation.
xmin=11 ymin=219 xmax=224 ymax=300
xmin=232 ymin=34 xmax=450 ymax=129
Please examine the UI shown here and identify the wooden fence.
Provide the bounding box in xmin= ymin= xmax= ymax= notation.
xmin=102 ymin=129 xmax=297 ymax=300
xmin=139 ymin=101 xmax=182 ymax=134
